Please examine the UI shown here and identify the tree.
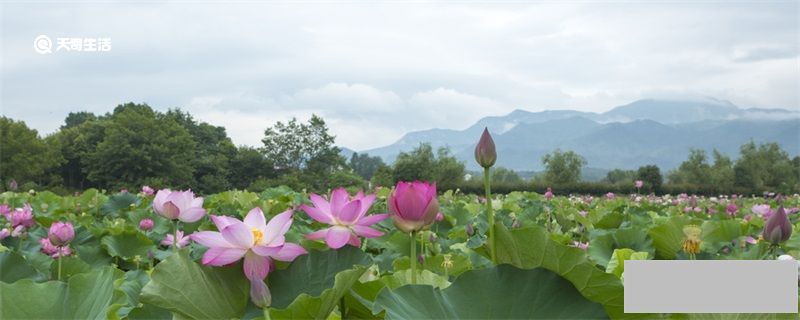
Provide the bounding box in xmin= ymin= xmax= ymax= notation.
xmin=434 ymin=148 xmax=466 ymax=189
xmin=84 ymin=103 xmax=196 ymax=189
xmin=349 ymin=153 xmax=385 ymax=180
xmin=165 ymin=109 xmax=237 ymax=194
xmin=0 ymin=117 xmax=63 ymax=188
xmin=492 ymin=167 xmax=522 ymax=183
xmin=604 ymin=169 xmax=636 ymax=184
xmin=229 ymin=146 xmax=276 ymax=190
xmin=668 ymin=149 xmax=711 ymax=185
xmin=636 ymin=165 xmax=662 ymax=192
xmin=61 ymin=111 xmax=97 ymax=130
xmin=709 ymin=150 xmax=734 ymax=192
xmin=370 ymin=165 xmax=394 ymax=188
xmin=733 ymin=142 xmax=796 ymax=192
xmin=541 ymin=149 xmax=586 ymax=185
xmin=393 ymin=143 xmax=437 ymax=182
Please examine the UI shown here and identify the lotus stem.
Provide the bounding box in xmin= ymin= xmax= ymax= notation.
xmin=410 ymin=231 xmax=417 ymax=284
xmin=173 ymin=220 xmax=179 ymax=251
xmin=263 ymin=307 xmax=271 ymax=320
xmin=339 ymin=296 xmax=347 ymax=319
xmin=484 ymin=167 xmax=496 ymax=264
xmin=57 ymin=255 xmax=62 ymax=281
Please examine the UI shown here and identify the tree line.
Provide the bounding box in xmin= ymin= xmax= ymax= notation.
xmin=1 ymin=102 xmax=797 ymax=195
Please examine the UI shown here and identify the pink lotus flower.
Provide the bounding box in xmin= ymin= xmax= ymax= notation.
xmin=606 ymin=192 xmax=615 ymax=200
xmin=48 ymin=221 xmax=74 ymax=246
xmin=0 ymin=228 xmax=9 ymax=240
xmin=10 ymin=203 xmax=34 ymax=228
xmin=152 ymin=189 xmax=206 ymax=223
xmin=161 ymin=230 xmax=191 ymax=248
xmin=142 ymin=185 xmax=155 ymax=196
xmin=191 ymin=208 xmax=307 ymax=307
xmin=302 ymin=188 xmax=389 ymax=249
xmin=751 ymin=204 xmax=771 ymax=217
xmin=0 ymin=204 xmax=10 ymax=219
xmin=388 ymin=181 xmax=440 ymax=233
xmin=139 ymin=218 xmax=154 ymax=231
xmin=578 ymin=210 xmax=588 ymax=217
xmin=544 ymin=187 xmax=554 ymax=200
xmin=572 ymin=241 xmax=589 ymax=251
xmin=744 ymin=236 xmax=757 ymax=245
xmin=726 ymin=203 xmax=738 ymax=216
xmin=39 ymin=238 xmax=72 ymax=258
xmin=635 ymin=180 xmax=644 ymax=188
xmin=435 ymin=212 xmax=444 ymax=222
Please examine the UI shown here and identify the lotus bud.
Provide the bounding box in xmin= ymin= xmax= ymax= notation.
xmin=388 ymin=181 xmax=439 ymax=233
xmin=465 ymin=223 xmax=474 ymax=236
xmin=7 ymin=179 xmax=17 ymax=191
xmin=48 ymin=221 xmax=75 ymax=246
xmin=139 ymin=218 xmax=154 ymax=231
xmin=474 ymin=127 xmax=496 ymax=168
xmin=763 ymin=207 xmax=792 ymax=245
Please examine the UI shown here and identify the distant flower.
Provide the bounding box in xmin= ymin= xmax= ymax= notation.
xmin=152 ymin=189 xmax=206 ymax=223
xmin=726 ymin=203 xmax=738 ymax=216
xmin=0 ymin=228 xmax=9 ymax=240
xmin=635 ymin=180 xmax=644 ymax=189
xmin=7 ymin=179 xmax=17 ymax=191
xmin=191 ymin=208 xmax=307 ymax=308
xmin=544 ymin=187 xmax=553 ymax=200
xmin=744 ymin=236 xmax=757 ymax=245
xmin=301 ymin=188 xmax=389 ymax=249
xmin=120 ymin=189 xmax=128 ymax=194
xmin=606 ymin=192 xmax=615 ymax=200
xmin=48 ymin=221 xmax=74 ymax=246
xmin=161 ymin=230 xmax=191 ymax=248
xmin=388 ymin=181 xmax=440 ymax=233
xmin=435 ymin=212 xmax=444 ymax=222
xmin=139 ymin=218 xmax=154 ymax=231
xmin=0 ymin=204 xmax=9 ymax=219
xmin=693 ymin=207 xmax=702 ymax=213
xmin=572 ymin=241 xmax=589 ymax=251
xmin=751 ymin=204 xmax=771 ymax=217
xmin=10 ymin=204 xmax=34 ymax=229
xmin=474 ymin=127 xmax=497 ymax=168
xmin=141 ymin=185 xmax=155 ymax=196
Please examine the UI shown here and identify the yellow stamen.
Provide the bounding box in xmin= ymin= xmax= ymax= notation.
xmin=252 ymin=228 xmax=264 ymax=245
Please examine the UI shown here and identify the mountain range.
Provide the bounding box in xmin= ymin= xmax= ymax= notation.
xmin=350 ymin=99 xmax=800 ymax=173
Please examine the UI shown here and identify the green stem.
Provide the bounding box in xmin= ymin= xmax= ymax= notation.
xmin=173 ymin=220 xmax=180 ymax=251
xmin=17 ymin=236 xmax=24 ymax=252
xmin=339 ymin=296 xmax=347 ymax=319
xmin=57 ymin=255 xmax=62 ymax=281
xmin=263 ymin=307 xmax=271 ymax=320
xmin=419 ymin=232 xmax=426 ymax=269
xmin=410 ymin=231 xmax=417 ymax=284
xmin=484 ymin=167 xmax=496 ymax=264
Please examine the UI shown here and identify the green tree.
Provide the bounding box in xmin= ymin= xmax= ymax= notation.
xmin=229 ymin=146 xmax=276 ymax=190
xmin=604 ymin=169 xmax=636 ymax=184
xmin=541 ymin=149 xmax=586 ymax=185
xmin=734 ymin=142 xmax=797 ymax=192
xmin=434 ymin=148 xmax=466 ymax=189
xmin=0 ymin=117 xmax=63 ymax=188
xmin=709 ymin=150 xmax=734 ymax=192
xmin=84 ymin=103 xmax=196 ymax=189
xmin=370 ymin=165 xmax=394 ymax=188
xmin=668 ymin=149 xmax=711 ymax=185
xmin=492 ymin=167 xmax=523 ymax=183
xmin=393 ymin=143 xmax=437 ymax=182
xmin=349 ymin=152 xmax=385 ymax=180
xmin=61 ymin=111 xmax=97 ymax=130
xmin=636 ymin=165 xmax=662 ymax=192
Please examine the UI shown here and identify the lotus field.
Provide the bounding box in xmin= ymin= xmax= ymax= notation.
xmin=1 ymin=132 xmax=799 ymax=319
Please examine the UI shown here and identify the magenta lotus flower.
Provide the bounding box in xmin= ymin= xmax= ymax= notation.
xmin=0 ymin=228 xmax=9 ymax=240
xmin=152 ymin=189 xmax=206 ymax=222
xmin=0 ymin=204 xmax=9 ymax=220
xmin=388 ymin=181 xmax=440 ymax=233
xmin=301 ymin=188 xmax=389 ymax=249
xmin=48 ymin=221 xmax=74 ymax=246
xmin=751 ymin=204 xmax=771 ymax=217
xmin=763 ymin=207 xmax=792 ymax=245
xmin=726 ymin=203 xmax=738 ymax=216
xmin=474 ymin=127 xmax=497 ymax=168
xmin=161 ymin=230 xmax=190 ymax=248
xmin=142 ymin=185 xmax=155 ymax=196
xmin=10 ymin=203 xmax=34 ymax=228
xmin=190 ymin=208 xmax=307 ymax=307
xmin=39 ymin=238 xmax=72 ymax=258
xmin=435 ymin=212 xmax=444 ymax=222
xmin=544 ymin=187 xmax=554 ymax=200
xmin=635 ymin=180 xmax=644 ymax=188
xmin=139 ymin=218 xmax=154 ymax=231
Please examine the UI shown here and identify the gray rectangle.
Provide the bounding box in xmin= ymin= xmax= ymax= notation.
xmin=624 ymin=260 xmax=798 ymax=313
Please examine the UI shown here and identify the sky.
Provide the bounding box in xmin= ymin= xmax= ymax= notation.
xmin=1 ymin=1 xmax=798 ymax=151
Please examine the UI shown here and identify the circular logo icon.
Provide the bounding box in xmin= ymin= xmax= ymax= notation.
xmin=33 ymin=35 xmax=52 ymax=54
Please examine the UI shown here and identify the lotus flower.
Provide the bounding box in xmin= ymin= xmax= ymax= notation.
xmin=751 ymin=204 xmax=771 ymax=217
xmin=7 ymin=179 xmax=17 ymax=191
xmin=39 ymin=238 xmax=72 ymax=258
xmin=635 ymin=180 xmax=644 ymax=189
xmin=48 ymin=221 xmax=74 ymax=246
xmin=190 ymin=208 xmax=307 ymax=308
xmin=139 ymin=218 xmax=154 ymax=231
xmin=0 ymin=204 xmax=9 ymax=219
xmin=161 ymin=230 xmax=191 ymax=248
xmin=572 ymin=241 xmax=589 ymax=251
xmin=544 ymin=187 xmax=554 ymax=200
xmin=474 ymin=127 xmax=496 ymax=168
xmin=606 ymin=192 xmax=615 ymax=200
xmin=152 ymin=189 xmax=206 ymax=222
xmin=10 ymin=203 xmax=34 ymax=228
xmin=142 ymin=185 xmax=155 ymax=196
xmin=0 ymin=228 xmax=9 ymax=240
xmin=388 ymin=181 xmax=440 ymax=233
xmin=763 ymin=207 xmax=792 ymax=245
xmin=726 ymin=203 xmax=738 ymax=216
xmin=301 ymin=188 xmax=389 ymax=249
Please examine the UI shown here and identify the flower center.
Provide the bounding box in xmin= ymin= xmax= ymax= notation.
xmin=252 ymin=228 xmax=264 ymax=244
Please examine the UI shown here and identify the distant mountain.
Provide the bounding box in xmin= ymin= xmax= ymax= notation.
xmin=360 ymin=99 xmax=800 ymax=172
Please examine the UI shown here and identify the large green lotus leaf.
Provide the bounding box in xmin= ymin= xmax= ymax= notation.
xmin=484 ymin=224 xmax=633 ymax=318
xmin=50 ymin=256 xmax=92 ymax=280
xmin=101 ymin=192 xmax=140 ymax=218
xmin=139 ymin=249 xmax=249 ymax=319
xmin=373 ymin=264 xmax=608 ymax=319
xmin=0 ymin=251 xmax=41 ymax=283
xmin=604 ymin=248 xmax=648 ymax=279
xmin=101 ymin=231 xmax=156 ymax=260
xmin=392 ymin=253 xmax=472 ymax=277
xmin=108 ymin=270 xmax=152 ymax=319
xmin=700 ymin=220 xmax=742 ymax=252
xmin=672 ymin=313 xmax=798 ymax=319
xmin=268 ymin=246 xmax=372 ymax=319
xmin=381 ymin=269 xmax=450 ymax=289
xmin=0 ymin=266 xmax=124 ymax=319
xmin=648 ymin=215 xmax=695 ymax=259
xmin=588 ymin=228 xmax=654 ymax=267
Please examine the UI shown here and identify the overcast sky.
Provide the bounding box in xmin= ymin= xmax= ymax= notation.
xmin=1 ymin=1 xmax=798 ymax=151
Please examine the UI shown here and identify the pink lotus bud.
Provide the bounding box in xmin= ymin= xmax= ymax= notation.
xmin=606 ymin=192 xmax=615 ymax=200
xmin=544 ymin=187 xmax=553 ymax=200
xmin=141 ymin=185 xmax=155 ymax=196
xmin=0 ymin=228 xmax=9 ymax=240
xmin=474 ymin=127 xmax=496 ymax=168
xmin=635 ymin=180 xmax=643 ymax=188
xmin=139 ymin=218 xmax=154 ymax=231
xmin=763 ymin=207 xmax=791 ymax=245
xmin=435 ymin=212 xmax=444 ymax=222
xmin=48 ymin=221 xmax=75 ymax=246
xmin=388 ymin=181 xmax=439 ymax=233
